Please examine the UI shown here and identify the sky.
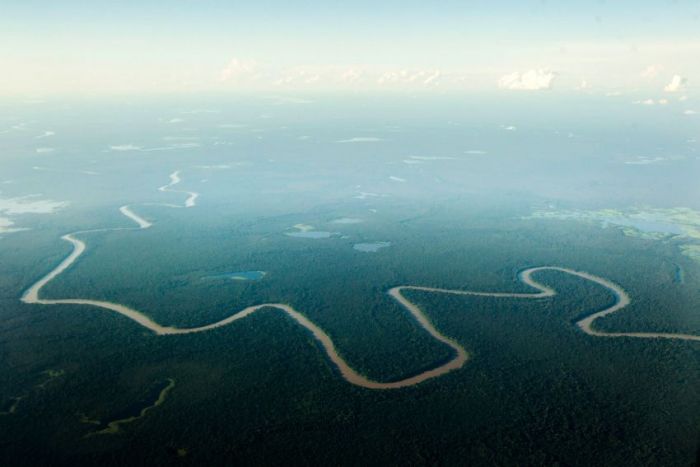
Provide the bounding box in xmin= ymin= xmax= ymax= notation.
xmin=1 ymin=0 xmax=699 ymax=96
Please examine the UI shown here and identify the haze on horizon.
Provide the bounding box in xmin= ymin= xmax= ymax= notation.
xmin=1 ymin=0 xmax=699 ymax=97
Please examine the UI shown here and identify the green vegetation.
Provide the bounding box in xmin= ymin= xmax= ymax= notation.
xmin=0 ymin=199 xmax=698 ymax=465
xmin=527 ymin=206 xmax=700 ymax=264
xmin=86 ymin=378 xmax=175 ymax=435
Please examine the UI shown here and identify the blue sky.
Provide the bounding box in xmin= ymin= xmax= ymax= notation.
xmin=2 ymin=1 xmax=698 ymax=95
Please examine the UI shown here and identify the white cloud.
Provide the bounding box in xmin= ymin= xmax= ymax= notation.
xmin=273 ymin=67 xmax=331 ymax=86
xmin=35 ymin=147 xmax=55 ymax=154
xmin=423 ymin=70 xmax=441 ymax=86
xmin=641 ymin=64 xmax=664 ymax=79
xmin=264 ymin=95 xmax=314 ymax=105
xmin=664 ymin=74 xmax=687 ymax=92
xmin=219 ymin=58 xmax=257 ymax=82
xmin=377 ymin=68 xmax=442 ymax=87
xmin=634 ymin=98 xmax=656 ymax=105
xmin=212 ymin=61 xmax=581 ymax=91
xmin=684 ymin=109 xmax=697 ymax=115
xmin=377 ymin=70 xmax=404 ymax=85
xmin=498 ymin=69 xmax=557 ymax=91
xmin=340 ymin=67 xmax=363 ymax=83
xmin=389 ymin=176 xmax=406 ymax=182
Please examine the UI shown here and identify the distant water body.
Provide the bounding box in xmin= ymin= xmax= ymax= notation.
xmin=604 ymin=217 xmax=685 ymax=235
xmin=206 ymin=271 xmax=266 ymax=281
xmin=353 ymin=241 xmax=391 ymax=252
xmin=286 ymin=231 xmax=335 ymax=239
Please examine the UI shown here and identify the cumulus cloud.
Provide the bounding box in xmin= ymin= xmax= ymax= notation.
xmin=664 ymin=75 xmax=687 ymax=92
xmin=377 ymin=69 xmax=442 ymax=87
xmin=265 ymin=96 xmax=313 ymax=104
xmin=634 ymin=98 xmax=657 ymax=105
xmin=219 ymin=58 xmax=257 ymax=82
xmin=273 ymin=68 xmax=325 ymax=86
xmin=340 ymin=67 xmax=364 ymax=83
xmin=423 ymin=70 xmax=441 ymax=86
xmin=634 ymin=98 xmax=670 ymax=105
xmin=498 ymin=69 xmax=557 ymax=91
xmin=641 ymin=64 xmax=664 ymax=79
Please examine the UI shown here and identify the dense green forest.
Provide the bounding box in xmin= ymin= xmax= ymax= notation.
xmin=0 ymin=198 xmax=698 ymax=466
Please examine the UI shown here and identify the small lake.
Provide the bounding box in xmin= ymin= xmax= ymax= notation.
xmin=605 ymin=217 xmax=685 ymax=235
xmin=286 ymin=231 xmax=335 ymax=239
xmin=331 ymin=217 xmax=364 ymax=224
xmin=285 ymin=224 xmax=337 ymax=239
xmin=206 ymin=271 xmax=267 ymax=281
xmin=353 ymin=241 xmax=391 ymax=253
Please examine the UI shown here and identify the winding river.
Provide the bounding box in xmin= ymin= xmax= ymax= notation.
xmin=20 ymin=171 xmax=700 ymax=390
